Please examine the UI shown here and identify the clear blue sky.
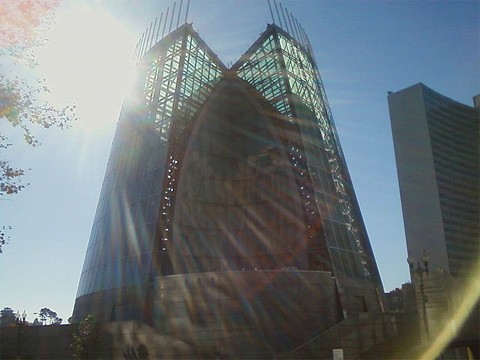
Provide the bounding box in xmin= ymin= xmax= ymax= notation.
xmin=1 ymin=0 xmax=478 ymax=323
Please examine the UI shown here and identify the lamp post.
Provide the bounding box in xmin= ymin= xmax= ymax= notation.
xmin=407 ymin=251 xmax=430 ymax=342
xmin=15 ymin=310 xmax=27 ymax=360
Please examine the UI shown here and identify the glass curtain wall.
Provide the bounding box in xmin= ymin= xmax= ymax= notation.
xmin=76 ymin=22 xmax=383 ymax=303
xmin=236 ymin=25 xmax=381 ymax=284
xmin=76 ymin=25 xmax=225 ymax=299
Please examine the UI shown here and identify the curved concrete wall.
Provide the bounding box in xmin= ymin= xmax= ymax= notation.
xmin=153 ymin=270 xmax=339 ymax=355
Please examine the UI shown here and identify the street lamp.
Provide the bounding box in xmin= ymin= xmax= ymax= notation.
xmin=15 ymin=310 xmax=27 ymax=359
xmin=407 ymin=250 xmax=429 ymax=280
xmin=407 ymin=251 xmax=430 ymax=342
xmin=15 ymin=310 xmax=27 ymax=325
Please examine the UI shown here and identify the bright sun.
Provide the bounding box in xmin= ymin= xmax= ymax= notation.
xmin=34 ymin=4 xmax=137 ymax=131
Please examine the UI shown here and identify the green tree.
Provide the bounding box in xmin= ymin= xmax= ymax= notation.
xmin=0 ymin=0 xmax=77 ymax=253
xmin=0 ymin=307 xmax=16 ymax=327
xmin=38 ymin=307 xmax=62 ymax=325
xmin=38 ymin=307 xmax=48 ymax=325
xmin=71 ymin=314 xmax=95 ymax=359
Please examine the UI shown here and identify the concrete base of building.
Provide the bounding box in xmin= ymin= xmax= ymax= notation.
xmin=101 ymin=314 xmax=400 ymax=359
xmin=72 ymin=270 xmax=399 ymax=358
xmin=153 ymin=270 xmax=340 ymax=357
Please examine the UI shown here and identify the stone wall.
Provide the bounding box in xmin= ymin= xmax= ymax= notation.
xmin=0 ymin=324 xmax=76 ymax=360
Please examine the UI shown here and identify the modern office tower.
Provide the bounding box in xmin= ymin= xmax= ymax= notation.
xmin=73 ymin=12 xmax=387 ymax=357
xmin=388 ymin=83 xmax=479 ymax=278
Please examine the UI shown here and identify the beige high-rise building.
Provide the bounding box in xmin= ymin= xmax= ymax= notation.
xmin=388 ymin=83 xmax=479 ymax=278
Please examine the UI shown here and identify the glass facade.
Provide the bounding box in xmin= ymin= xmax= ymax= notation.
xmin=75 ymin=23 xmax=383 ymax=313
xmin=76 ymin=25 xmax=225 ymax=299
xmin=235 ymin=26 xmax=380 ymax=283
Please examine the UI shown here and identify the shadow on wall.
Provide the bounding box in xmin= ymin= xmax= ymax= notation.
xmin=123 ymin=343 xmax=149 ymax=360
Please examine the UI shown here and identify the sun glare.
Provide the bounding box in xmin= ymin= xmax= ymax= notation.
xmin=34 ymin=4 xmax=137 ymax=131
